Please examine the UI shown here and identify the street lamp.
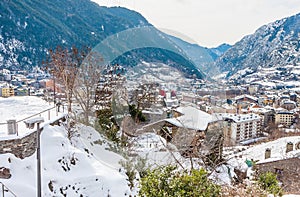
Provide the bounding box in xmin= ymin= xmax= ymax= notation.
xmin=24 ymin=117 xmax=44 ymax=197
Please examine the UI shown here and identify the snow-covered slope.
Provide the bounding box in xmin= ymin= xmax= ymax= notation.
xmin=0 ymin=123 xmax=131 ymax=196
xmin=225 ymin=136 xmax=300 ymax=165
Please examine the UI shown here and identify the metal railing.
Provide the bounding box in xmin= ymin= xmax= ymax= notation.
xmin=0 ymin=182 xmax=17 ymax=197
xmin=17 ymin=106 xmax=56 ymax=124
xmin=0 ymin=104 xmax=66 ymax=136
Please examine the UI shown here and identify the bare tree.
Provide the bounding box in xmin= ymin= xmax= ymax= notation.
xmin=94 ymin=64 xmax=125 ymax=110
xmin=72 ymin=51 xmax=103 ymax=125
xmin=47 ymin=46 xmax=87 ymax=113
xmin=45 ymin=46 xmax=89 ymax=139
xmin=131 ymin=83 xmax=158 ymax=110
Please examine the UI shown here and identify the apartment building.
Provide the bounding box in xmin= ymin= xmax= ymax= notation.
xmin=222 ymin=113 xmax=261 ymax=144
xmin=275 ymin=111 xmax=294 ymax=127
xmin=1 ymin=87 xmax=14 ymax=97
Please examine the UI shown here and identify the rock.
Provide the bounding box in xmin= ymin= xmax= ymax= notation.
xmin=0 ymin=167 xmax=11 ymax=179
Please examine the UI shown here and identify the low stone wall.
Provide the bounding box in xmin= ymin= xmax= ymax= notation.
xmin=0 ymin=131 xmax=38 ymax=159
xmin=255 ymin=158 xmax=300 ymax=194
xmin=0 ymin=116 xmax=66 ymax=159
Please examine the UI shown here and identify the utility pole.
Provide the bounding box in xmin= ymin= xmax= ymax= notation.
xmin=36 ymin=121 xmax=42 ymax=197
xmin=24 ymin=117 xmax=44 ymax=197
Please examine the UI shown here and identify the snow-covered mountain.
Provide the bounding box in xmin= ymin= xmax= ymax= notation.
xmin=167 ymin=35 xmax=231 ymax=74
xmin=0 ymin=0 xmax=149 ymax=70
xmin=215 ymin=13 xmax=300 ymax=78
xmin=0 ymin=0 xmax=204 ymax=78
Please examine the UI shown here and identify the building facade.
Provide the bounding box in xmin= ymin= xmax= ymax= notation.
xmin=275 ymin=111 xmax=294 ymax=127
xmin=222 ymin=113 xmax=261 ymax=144
xmin=1 ymin=87 xmax=14 ymax=97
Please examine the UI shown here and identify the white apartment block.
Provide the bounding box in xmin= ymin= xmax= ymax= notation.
xmin=222 ymin=113 xmax=261 ymax=144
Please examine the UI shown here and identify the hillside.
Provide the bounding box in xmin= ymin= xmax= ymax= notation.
xmin=167 ymin=35 xmax=231 ymax=74
xmin=0 ymin=0 xmax=204 ymax=78
xmin=0 ymin=124 xmax=132 ymax=196
xmin=214 ymin=13 xmax=300 ymax=78
xmin=0 ymin=0 xmax=148 ymax=70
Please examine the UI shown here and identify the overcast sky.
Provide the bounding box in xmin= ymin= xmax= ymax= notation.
xmin=93 ymin=0 xmax=300 ymax=47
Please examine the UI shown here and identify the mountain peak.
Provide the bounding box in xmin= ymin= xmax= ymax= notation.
xmin=214 ymin=12 xmax=300 ymax=78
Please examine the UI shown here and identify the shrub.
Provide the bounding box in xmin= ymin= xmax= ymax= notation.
xmin=258 ymin=172 xmax=283 ymax=196
xmin=119 ymin=156 xmax=149 ymax=189
xmin=96 ymin=108 xmax=119 ymax=143
xmin=139 ymin=166 xmax=220 ymax=197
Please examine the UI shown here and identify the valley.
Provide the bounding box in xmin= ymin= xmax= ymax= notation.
xmin=0 ymin=0 xmax=300 ymax=196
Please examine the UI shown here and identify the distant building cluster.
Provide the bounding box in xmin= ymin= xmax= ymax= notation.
xmin=0 ymin=67 xmax=63 ymax=101
xmin=2 ymin=63 xmax=300 ymax=151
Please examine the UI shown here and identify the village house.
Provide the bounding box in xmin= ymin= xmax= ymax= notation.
xmin=280 ymin=99 xmax=297 ymax=110
xmin=234 ymin=94 xmax=258 ymax=104
xmin=135 ymin=106 xmax=223 ymax=158
xmin=1 ymin=86 xmax=14 ymax=97
xmin=161 ymin=106 xmax=224 ymax=158
xmin=249 ymin=105 xmax=275 ymax=127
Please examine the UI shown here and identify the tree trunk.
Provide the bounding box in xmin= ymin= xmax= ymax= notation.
xmin=67 ymin=91 xmax=72 ymax=113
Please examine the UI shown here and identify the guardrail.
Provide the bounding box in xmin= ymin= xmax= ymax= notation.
xmin=0 ymin=182 xmax=17 ymax=197
xmin=0 ymin=104 xmax=66 ymax=136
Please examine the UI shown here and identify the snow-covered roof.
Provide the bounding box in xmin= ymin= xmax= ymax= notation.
xmin=234 ymin=94 xmax=258 ymax=102
xmin=165 ymin=106 xmax=213 ymax=131
xmin=221 ymin=113 xmax=261 ymax=123
xmin=274 ymin=107 xmax=293 ymax=114
xmin=280 ymin=99 xmax=296 ymax=105
xmin=249 ymin=107 xmax=272 ymax=114
xmin=0 ymin=81 xmax=9 ymax=88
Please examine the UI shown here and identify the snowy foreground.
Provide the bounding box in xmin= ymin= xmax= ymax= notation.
xmin=0 ymin=96 xmax=180 ymax=196
xmin=1 ymin=124 xmax=300 ymax=196
xmin=1 ymin=96 xmax=300 ymax=196
xmin=0 ymin=124 xmax=131 ymax=196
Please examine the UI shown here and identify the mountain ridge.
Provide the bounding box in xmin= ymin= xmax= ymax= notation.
xmin=0 ymin=0 xmax=149 ymax=69
xmin=214 ymin=13 xmax=300 ymax=78
xmin=0 ymin=0 xmax=205 ymax=79
xmin=166 ymin=34 xmax=231 ymax=74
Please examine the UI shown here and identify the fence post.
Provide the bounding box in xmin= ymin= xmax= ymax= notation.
xmin=0 ymin=182 xmax=17 ymax=197
xmin=2 ymin=183 xmax=4 ymax=197
xmin=6 ymin=120 xmax=17 ymax=135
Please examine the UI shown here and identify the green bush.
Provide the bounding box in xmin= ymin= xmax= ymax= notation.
xmin=96 ymin=108 xmax=119 ymax=143
xmin=139 ymin=166 xmax=220 ymax=197
xmin=119 ymin=156 xmax=149 ymax=189
xmin=258 ymin=172 xmax=282 ymax=196
xmin=129 ymin=104 xmax=146 ymax=122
